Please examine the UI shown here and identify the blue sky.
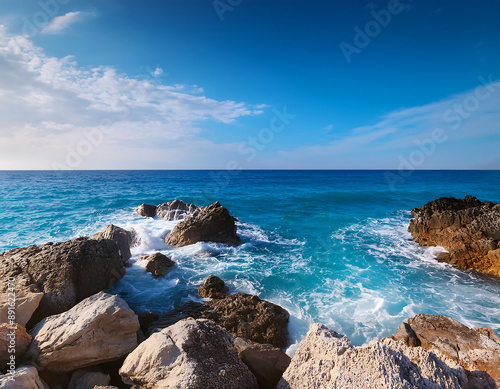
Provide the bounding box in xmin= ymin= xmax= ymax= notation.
xmin=0 ymin=0 xmax=499 ymax=169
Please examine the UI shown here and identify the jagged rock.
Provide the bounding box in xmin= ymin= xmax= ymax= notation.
xmin=141 ymin=253 xmax=175 ymax=277
xmin=394 ymin=314 xmax=500 ymax=385
xmin=393 ymin=322 xmax=421 ymax=347
xmin=0 ymin=366 xmax=49 ymax=389
xmin=24 ymin=292 xmax=139 ymax=373
xmin=165 ymin=202 xmax=241 ymax=247
xmin=137 ymin=203 xmax=157 ymax=218
xmin=68 ymin=371 xmax=110 ymax=389
xmin=408 ymin=196 xmax=500 ymax=277
xmin=278 ymin=323 xmax=474 ymax=389
xmin=149 ymin=293 xmax=289 ymax=348
xmin=234 ymin=337 xmax=291 ymax=389
xmin=92 ymin=224 xmax=138 ymax=266
xmin=0 ymin=324 xmax=31 ymax=371
xmin=198 ymin=275 xmax=229 ymax=299
xmin=156 ymin=200 xmax=198 ymax=221
xmin=0 ymin=238 xmax=125 ymax=325
xmin=0 ymin=289 xmax=43 ymax=328
xmin=120 ymin=318 xmax=258 ymax=389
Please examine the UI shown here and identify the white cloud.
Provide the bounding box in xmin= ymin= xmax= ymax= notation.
xmin=41 ymin=11 xmax=90 ymax=34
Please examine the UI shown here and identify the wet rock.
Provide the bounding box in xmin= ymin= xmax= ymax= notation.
xmin=165 ymin=201 xmax=241 ymax=247
xmin=408 ymin=196 xmax=500 ymax=277
xmin=137 ymin=203 xmax=157 ymax=218
xmin=0 ymin=366 xmax=49 ymax=388
xmin=156 ymin=200 xmax=198 ymax=221
xmin=0 ymin=324 xmax=31 ymax=371
xmin=120 ymin=318 xmax=258 ymax=389
xmin=24 ymin=292 xmax=139 ymax=373
xmin=198 ymin=275 xmax=229 ymax=299
xmin=92 ymin=224 xmax=138 ymax=266
xmin=141 ymin=252 xmax=175 ymax=277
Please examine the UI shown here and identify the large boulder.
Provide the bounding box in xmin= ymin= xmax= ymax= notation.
xmin=234 ymin=337 xmax=291 ymax=389
xmin=198 ymin=275 xmax=229 ymax=299
xmin=393 ymin=314 xmax=500 ymax=385
xmin=149 ymin=293 xmax=289 ymax=348
xmin=120 ymin=318 xmax=258 ymax=389
xmin=278 ymin=323 xmax=474 ymax=389
xmin=0 ymin=238 xmax=125 ymax=326
xmin=141 ymin=253 xmax=175 ymax=277
xmin=165 ymin=202 xmax=241 ymax=247
xmin=408 ymin=196 xmax=500 ymax=277
xmin=156 ymin=200 xmax=198 ymax=221
xmin=0 ymin=289 xmax=43 ymax=327
xmin=0 ymin=324 xmax=31 ymax=371
xmin=137 ymin=203 xmax=157 ymax=218
xmin=92 ymin=224 xmax=138 ymax=266
xmin=24 ymin=292 xmax=139 ymax=373
xmin=0 ymin=366 xmax=49 ymax=389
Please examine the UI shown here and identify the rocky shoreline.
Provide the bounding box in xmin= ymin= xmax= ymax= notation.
xmin=1 ymin=197 xmax=499 ymax=388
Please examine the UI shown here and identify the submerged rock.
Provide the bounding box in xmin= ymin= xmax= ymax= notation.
xmin=137 ymin=203 xmax=157 ymax=218
xmin=408 ymin=196 xmax=500 ymax=277
xmin=0 ymin=366 xmax=49 ymax=389
xmin=24 ymin=292 xmax=139 ymax=373
xmin=165 ymin=201 xmax=241 ymax=247
xmin=278 ymin=323 xmax=472 ymax=389
xmin=120 ymin=318 xmax=258 ymax=389
xmin=141 ymin=252 xmax=175 ymax=276
xmin=393 ymin=314 xmax=500 ymax=386
xmin=156 ymin=199 xmax=198 ymax=221
xmin=0 ymin=237 xmax=125 ymax=325
xmin=92 ymin=224 xmax=138 ymax=266
xmin=198 ymin=275 xmax=229 ymax=299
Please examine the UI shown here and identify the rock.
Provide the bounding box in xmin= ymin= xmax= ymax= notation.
xmin=150 ymin=293 xmax=289 ymax=348
xmin=0 ymin=366 xmax=49 ymax=389
xmin=138 ymin=311 xmax=159 ymax=335
xmin=68 ymin=371 xmax=110 ymax=389
xmin=156 ymin=199 xmax=198 ymax=221
xmin=137 ymin=203 xmax=157 ymax=218
xmin=92 ymin=224 xmax=138 ymax=266
xmin=394 ymin=314 xmax=500 ymax=385
xmin=24 ymin=292 xmax=139 ymax=373
xmin=0 ymin=289 xmax=43 ymax=327
xmin=393 ymin=322 xmax=421 ymax=347
xmin=278 ymin=323 xmax=473 ymax=389
xmin=0 ymin=238 xmax=125 ymax=326
xmin=408 ymin=196 xmax=500 ymax=277
xmin=198 ymin=275 xmax=229 ymax=299
xmin=234 ymin=337 xmax=291 ymax=389
xmin=93 ymin=387 xmax=118 ymax=389
xmin=120 ymin=318 xmax=258 ymax=389
xmin=0 ymin=324 xmax=31 ymax=371
xmin=141 ymin=253 xmax=175 ymax=277
xmin=165 ymin=202 xmax=241 ymax=247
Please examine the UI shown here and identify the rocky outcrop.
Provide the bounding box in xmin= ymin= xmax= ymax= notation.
xmin=198 ymin=275 xmax=229 ymax=299
xmin=408 ymin=196 xmax=500 ymax=277
xmin=92 ymin=224 xmax=138 ymax=266
xmin=0 ymin=237 xmax=125 ymax=325
xmin=393 ymin=314 xmax=500 ymax=385
xmin=0 ymin=366 xmax=49 ymax=389
xmin=68 ymin=371 xmax=110 ymax=389
xmin=141 ymin=253 xmax=175 ymax=277
xmin=149 ymin=293 xmax=289 ymax=348
xmin=120 ymin=318 xmax=258 ymax=389
xmin=165 ymin=202 xmax=241 ymax=247
xmin=278 ymin=323 xmax=474 ymax=389
xmin=24 ymin=292 xmax=139 ymax=373
xmin=234 ymin=337 xmax=291 ymax=389
xmin=0 ymin=324 xmax=31 ymax=371
xmin=0 ymin=290 xmax=43 ymax=328
xmin=137 ymin=203 xmax=157 ymax=218
xmin=156 ymin=200 xmax=198 ymax=221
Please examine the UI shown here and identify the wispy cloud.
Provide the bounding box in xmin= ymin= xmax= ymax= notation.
xmin=41 ymin=11 xmax=92 ymax=34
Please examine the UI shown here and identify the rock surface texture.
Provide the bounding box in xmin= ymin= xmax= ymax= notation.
xmin=120 ymin=318 xmax=258 ymax=389
xmin=156 ymin=200 xmax=198 ymax=221
xmin=198 ymin=275 xmax=229 ymax=299
xmin=393 ymin=314 xmax=500 ymax=386
xmin=137 ymin=203 xmax=157 ymax=218
xmin=408 ymin=196 xmax=500 ymax=277
xmin=0 ymin=237 xmax=125 ymax=325
xmin=142 ymin=253 xmax=175 ymax=276
xmin=0 ymin=289 xmax=43 ymax=327
xmin=0 ymin=366 xmax=49 ymax=389
xmin=24 ymin=292 xmax=139 ymax=373
xmin=165 ymin=202 xmax=241 ymax=247
xmin=278 ymin=323 xmax=477 ymax=389
xmin=0 ymin=324 xmax=31 ymax=371
xmin=68 ymin=371 xmax=111 ymax=389
xmin=92 ymin=224 xmax=137 ymax=265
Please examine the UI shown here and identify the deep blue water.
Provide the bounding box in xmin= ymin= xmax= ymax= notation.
xmin=1 ymin=170 xmax=499 ymax=351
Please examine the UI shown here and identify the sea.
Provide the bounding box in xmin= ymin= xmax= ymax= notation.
xmin=1 ymin=170 xmax=499 ymax=354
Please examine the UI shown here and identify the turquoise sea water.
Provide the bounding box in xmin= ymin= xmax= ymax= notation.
xmin=1 ymin=170 xmax=499 ymax=352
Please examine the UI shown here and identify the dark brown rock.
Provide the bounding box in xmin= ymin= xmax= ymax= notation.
xmin=137 ymin=203 xmax=157 ymax=218
xmin=0 ymin=237 xmax=125 ymax=326
xmin=234 ymin=337 xmax=291 ymax=389
xmin=165 ymin=201 xmax=241 ymax=247
xmin=198 ymin=275 xmax=229 ymax=299
xmin=408 ymin=196 xmax=500 ymax=277
xmin=93 ymin=224 xmax=138 ymax=266
xmin=141 ymin=252 xmax=175 ymax=277
xmin=156 ymin=200 xmax=198 ymax=221
xmin=392 ymin=322 xmax=421 ymax=347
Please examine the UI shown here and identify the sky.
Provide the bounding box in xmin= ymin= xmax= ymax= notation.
xmin=0 ymin=0 xmax=499 ymax=170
